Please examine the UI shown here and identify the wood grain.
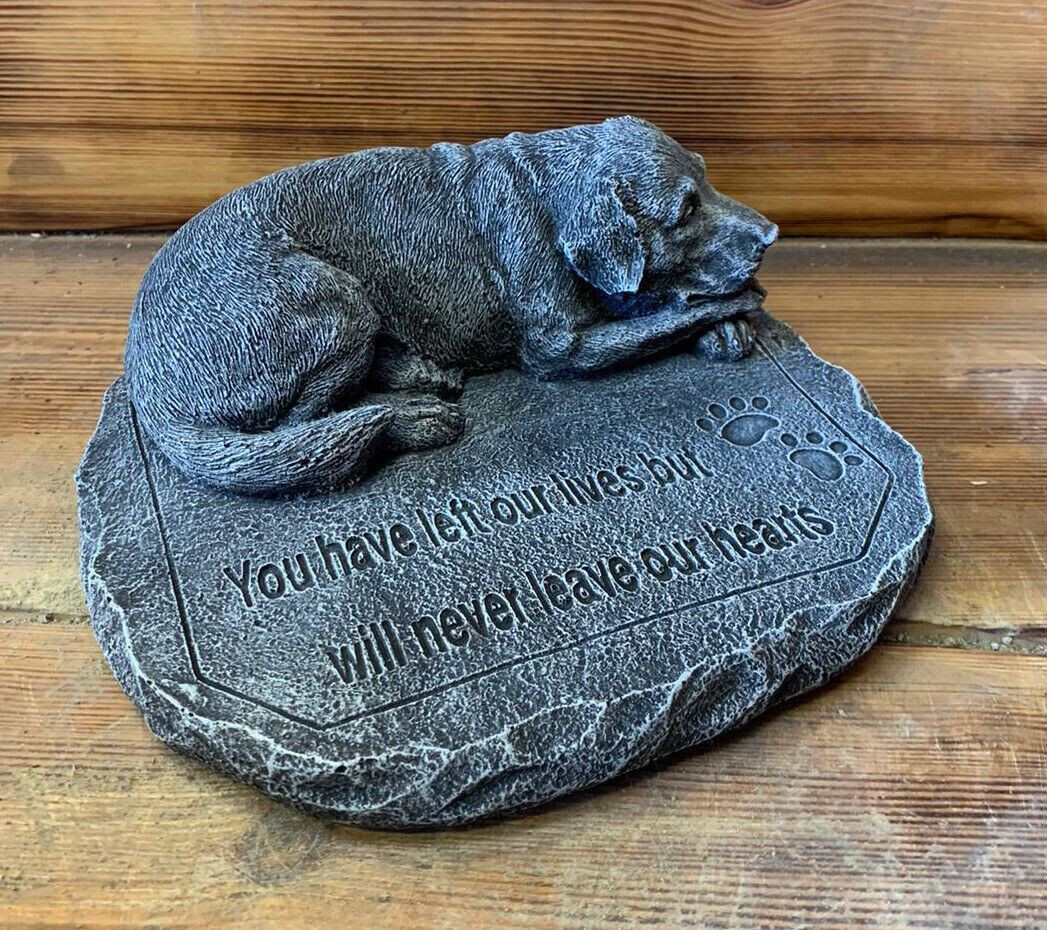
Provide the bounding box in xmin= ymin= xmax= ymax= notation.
xmin=1 ymin=1 xmax=1045 ymax=235
xmin=0 ymin=628 xmax=1043 ymax=928
xmin=2 ymin=236 xmax=1044 ymax=641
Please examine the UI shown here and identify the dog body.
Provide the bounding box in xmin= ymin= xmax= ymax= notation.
xmin=126 ymin=118 xmax=777 ymax=495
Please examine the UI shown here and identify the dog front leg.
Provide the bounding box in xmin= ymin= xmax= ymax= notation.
xmin=524 ymin=293 xmax=758 ymax=379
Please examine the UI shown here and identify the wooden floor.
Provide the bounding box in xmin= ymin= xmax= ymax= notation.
xmin=0 ymin=236 xmax=1044 ymax=928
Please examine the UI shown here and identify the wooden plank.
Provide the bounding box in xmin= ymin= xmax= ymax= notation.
xmin=0 ymin=626 xmax=1043 ymax=928
xmin=2 ymin=236 xmax=1043 ymax=640
xmin=1 ymin=0 xmax=1045 ymax=235
xmin=762 ymin=242 xmax=1047 ymax=639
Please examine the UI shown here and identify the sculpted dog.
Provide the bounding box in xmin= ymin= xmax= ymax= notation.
xmin=126 ymin=117 xmax=777 ymax=495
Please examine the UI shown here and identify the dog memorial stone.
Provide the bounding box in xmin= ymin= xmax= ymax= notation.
xmin=78 ymin=311 xmax=932 ymax=828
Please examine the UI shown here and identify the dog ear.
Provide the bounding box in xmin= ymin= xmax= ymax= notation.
xmin=559 ymin=180 xmax=645 ymax=295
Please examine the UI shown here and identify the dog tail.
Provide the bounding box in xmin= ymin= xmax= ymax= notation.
xmin=134 ymin=402 xmax=395 ymax=497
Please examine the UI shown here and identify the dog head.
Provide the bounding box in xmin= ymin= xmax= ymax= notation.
xmin=559 ymin=117 xmax=777 ymax=313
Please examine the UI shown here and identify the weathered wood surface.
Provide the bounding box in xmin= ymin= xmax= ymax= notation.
xmin=0 ymin=236 xmax=1044 ymax=927
xmin=1 ymin=0 xmax=1045 ymax=236
xmin=1 ymin=633 xmax=1044 ymax=928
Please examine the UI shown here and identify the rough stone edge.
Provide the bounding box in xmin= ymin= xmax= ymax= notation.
xmin=75 ymin=328 xmax=935 ymax=829
xmin=76 ymin=383 xmax=146 ymax=714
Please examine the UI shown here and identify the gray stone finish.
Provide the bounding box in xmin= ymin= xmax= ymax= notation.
xmin=123 ymin=117 xmax=777 ymax=496
xmin=78 ymin=312 xmax=932 ymax=828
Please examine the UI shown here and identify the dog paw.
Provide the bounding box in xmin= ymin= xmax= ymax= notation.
xmin=375 ymin=349 xmax=465 ymax=400
xmin=403 ymin=357 xmax=464 ymax=400
xmin=697 ymin=396 xmax=779 ymax=447
xmin=696 ymin=317 xmax=755 ymax=362
xmin=779 ymin=431 xmax=863 ymax=482
xmin=432 ymin=366 xmax=465 ymax=400
xmin=385 ymin=396 xmax=465 ymax=451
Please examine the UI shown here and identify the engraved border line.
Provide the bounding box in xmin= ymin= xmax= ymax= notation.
xmin=129 ymin=335 xmax=896 ymax=731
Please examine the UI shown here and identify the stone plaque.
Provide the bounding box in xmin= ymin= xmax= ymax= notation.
xmin=78 ymin=312 xmax=932 ymax=828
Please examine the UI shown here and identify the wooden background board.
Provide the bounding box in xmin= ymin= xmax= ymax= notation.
xmin=1 ymin=0 xmax=1046 ymax=237
xmin=2 ymin=632 xmax=1044 ymax=929
xmin=0 ymin=236 xmax=1045 ymax=926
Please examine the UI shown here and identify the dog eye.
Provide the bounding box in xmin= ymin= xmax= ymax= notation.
xmin=675 ymin=191 xmax=699 ymax=226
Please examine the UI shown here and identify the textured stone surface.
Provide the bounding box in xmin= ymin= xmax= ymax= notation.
xmin=77 ymin=312 xmax=932 ymax=829
xmin=124 ymin=118 xmax=777 ymax=496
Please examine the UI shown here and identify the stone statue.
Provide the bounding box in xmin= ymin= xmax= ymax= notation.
xmin=125 ymin=117 xmax=777 ymax=496
xmin=82 ymin=118 xmax=932 ymax=826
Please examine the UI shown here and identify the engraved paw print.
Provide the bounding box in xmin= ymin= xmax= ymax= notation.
xmin=779 ymin=430 xmax=863 ymax=482
xmin=697 ymin=396 xmax=780 ymax=448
